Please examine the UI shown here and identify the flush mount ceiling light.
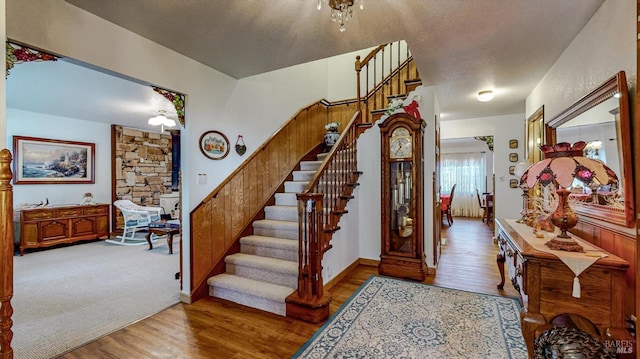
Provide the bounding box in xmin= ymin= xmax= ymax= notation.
xmin=148 ymin=110 xmax=176 ymax=133
xmin=477 ymin=90 xmax=494 ymax=102
xmin=317 ymin=0 xmax=364 ymax=32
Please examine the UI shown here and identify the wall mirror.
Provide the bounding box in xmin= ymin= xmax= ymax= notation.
xmin=545 ymin=71 xmax=634 ymax=227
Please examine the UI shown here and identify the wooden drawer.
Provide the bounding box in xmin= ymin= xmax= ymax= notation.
xmin=22 ymin=210 xmax=55 ymax=221
xmin=57 ymin=208 xmax=84 ymax=217
xmin=84 ymin=205 xmax=108 ymax=215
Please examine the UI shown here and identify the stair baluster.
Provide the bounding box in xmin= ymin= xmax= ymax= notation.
xmin=355 ymin=40 xmax=418 ymax=125
xmin=286 ymin=111 xmax=361 ymax=322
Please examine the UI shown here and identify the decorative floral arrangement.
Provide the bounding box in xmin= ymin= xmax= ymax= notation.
xmin=325 ymin=122 xmax=340 ymax=132
xmin=385 ymin=98 xmax=405 ymax=116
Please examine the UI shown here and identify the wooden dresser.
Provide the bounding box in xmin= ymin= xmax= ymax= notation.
xmin=495 ymin=218 xmax=630 ymax=357
xmin=19 ymin=204 xmax=110 ymax=255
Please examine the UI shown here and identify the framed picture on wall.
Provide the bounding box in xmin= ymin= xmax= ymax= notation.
xmin=509 ymin=153 xmax=518 ymax=162
xmin=13 ymin=136 xmax=95 ymax=184
xmin=199 ymin=130 xmax=230 ymax=160
xmin=509 ymin=166 xmax=516 ymax=175
xmin=509 ymin=139 xmax=518 ymax=149
xmin=509 ymin=179 xmax=519 ymax=188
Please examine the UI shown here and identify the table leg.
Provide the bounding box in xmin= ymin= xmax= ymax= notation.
xmin=167 ymin=234 xmax=174 ymax=254
xmin=146 ymin=232 xmax=154 ymax=250
xmin=496 ymin=253 xmax=506 ymax=290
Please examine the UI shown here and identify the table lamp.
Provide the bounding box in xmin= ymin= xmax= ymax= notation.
xmin=519 ymin=141 xmax=618 ymax=252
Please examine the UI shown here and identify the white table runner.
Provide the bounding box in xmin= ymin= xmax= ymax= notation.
xmin=504 ymin=219 xmax=608 ymax=298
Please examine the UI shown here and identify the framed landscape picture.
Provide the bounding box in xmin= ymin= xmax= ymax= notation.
xmin=13 ymin=136 xmax=95 ymax=184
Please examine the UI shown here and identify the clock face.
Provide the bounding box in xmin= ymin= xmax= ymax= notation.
xmin=390 ymin=136 xmax=412 ymax=159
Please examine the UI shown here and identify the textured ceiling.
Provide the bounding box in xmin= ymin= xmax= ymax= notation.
xmin=8 ymin=0 xmax=605 ymax=127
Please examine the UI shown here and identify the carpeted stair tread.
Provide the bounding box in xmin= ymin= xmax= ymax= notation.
xmin=293 ymin=170 xmax=316 ymax=181
xmin=240 ymin=235 xmax=298 ymax=261
xmin=284 ymin=180 xmax=309 ymax=193
xmin=275 ymin=193 xmax=297 ymax=206
xmin=253 ymin=219 xmax=298 ymax=229
xmin=264 ymin=205 xmax=298 ymax=221
xmin=300 ymin=160 xmax=322 ymax=171
xmin=241 ymin=234 xmax=297 ymax=247
xmin=226 ymin=253 xmax=297 ymax=275
xmin=207 ymin=273 xmax=294 ymax=302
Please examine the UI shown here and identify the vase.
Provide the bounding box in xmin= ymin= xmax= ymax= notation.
xmin=324 ymin=131 xmax=339 ymax=148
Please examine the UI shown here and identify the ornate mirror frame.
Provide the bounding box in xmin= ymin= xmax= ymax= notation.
xmin=545 ymin=71 xmax=634 ymax=228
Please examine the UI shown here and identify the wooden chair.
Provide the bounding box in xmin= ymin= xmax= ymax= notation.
xmin=441 ymin=184 xmax=456 ymax=226
xmin=476 ymin=189 xmax=494 ymax=225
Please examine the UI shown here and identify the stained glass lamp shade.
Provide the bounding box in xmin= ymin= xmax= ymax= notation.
xmin=520 ymin=141 xmax=618 ymax=252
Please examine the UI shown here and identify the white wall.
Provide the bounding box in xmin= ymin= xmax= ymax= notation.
xmin=5 ymin=0 xmax=370 ymax=296
xmin=527 ymin=0 xmax=636 ymax=120
xmin=526 ymin=0 xmax=636 ymax=235
xmin=441 ymin=114 xmax=525 ymax=222
xmin=7 ymin=109 xmax=112 ymax=206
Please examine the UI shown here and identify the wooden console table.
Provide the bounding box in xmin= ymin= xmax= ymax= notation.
xmin=495 ymin=218 xmax=630 ymax=357
xmin=19 ymin=204 xmax=110 ymax=255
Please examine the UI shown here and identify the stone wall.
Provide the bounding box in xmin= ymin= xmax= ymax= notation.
xmin=113 ymin=125 xmax=172 ymax=208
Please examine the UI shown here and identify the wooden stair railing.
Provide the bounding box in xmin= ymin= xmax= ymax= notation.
xmin=0 ymin=149 xmax=14 ymax=359
xmin=286 ymin=111 xmax=361 ymax=323
xmin=189 ymin=100 xmax=355 ymax=302
xmin=355 ymin=40 xmax=420 ymax=125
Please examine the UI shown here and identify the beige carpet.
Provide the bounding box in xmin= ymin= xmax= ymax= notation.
xmin=11 ymin=235 xmax=180 ymax=359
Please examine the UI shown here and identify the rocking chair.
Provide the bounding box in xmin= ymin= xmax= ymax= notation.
xmin=107 ymin=200 xmax=163 ymax=245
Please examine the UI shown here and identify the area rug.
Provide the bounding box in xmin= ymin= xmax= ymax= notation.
xmin=11 ymin=236 xmax=181 ymax=359
xmin=293 ymin=276 xmax=528 ymax=358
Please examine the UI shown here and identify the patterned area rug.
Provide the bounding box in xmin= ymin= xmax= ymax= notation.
xmin=293 ymin=276 xmax=528 ymax=358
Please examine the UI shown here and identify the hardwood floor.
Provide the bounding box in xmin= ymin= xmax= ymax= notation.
xmin=61 ymin=217 xmax=517 ymax=359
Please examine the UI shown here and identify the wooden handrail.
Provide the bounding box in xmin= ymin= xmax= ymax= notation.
xmin=286 ymin=111 xmax=361 ymax=321
xmin=0 ymin=149 xmax=14 ymax=359
xmin=189 ymin=99 xmax=354 ymax=301
xmin=356 ymin=40 xmax=418 ymax=124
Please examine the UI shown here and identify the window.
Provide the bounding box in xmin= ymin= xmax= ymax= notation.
xmin=441 ymin=152 xmax=486 ymax=217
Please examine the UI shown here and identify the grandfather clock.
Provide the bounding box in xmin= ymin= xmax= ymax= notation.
xmin=378 ymin=113 xmax=428 ymax=281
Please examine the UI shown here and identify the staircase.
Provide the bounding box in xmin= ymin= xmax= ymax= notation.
xmin=190 ymin=40 xmax=419 ymax=322
xmin=207 ymin=155 xmax=325 ymax=315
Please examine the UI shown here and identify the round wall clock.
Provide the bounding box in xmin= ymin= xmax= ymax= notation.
xmin=199 ymin=130 xmax=230 ymax=160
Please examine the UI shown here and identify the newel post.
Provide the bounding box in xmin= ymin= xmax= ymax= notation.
xmin=285 ymin=193 xmax=331 ymax=323
xmin=0 ymin=149 xmax=14 ymax=359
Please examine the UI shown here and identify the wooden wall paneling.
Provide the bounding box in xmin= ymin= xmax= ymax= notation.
xmin=258 ymin=150 xmax=268 ymax=202
xmin=277 ymin=134 xmax=286 ymax=180
xmin=224 ymin=186 xmax=232 ymax=248
xmin=614 ymin=235 xmax=637 ymax=317
xmin=597 ymin=227 xmax=615 ymax=253
xmin=212 ymin=196 xmax=225 ymax=263
xmin=248 ymin=159 xmax=258 ymax=213
xmin=191 ymin=200 xmax=213 ymax=288
xmin=298 ymin=114 xmax=306 ymax=159
xmin=238 ymin=170 xmax=247 ymax=236
xmin=260 ymin=149 xmax=270 ymax=201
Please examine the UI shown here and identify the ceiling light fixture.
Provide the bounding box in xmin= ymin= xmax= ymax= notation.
xmin=477 ymin=90 xmax=494 ymax=102
xmin=317 ymin=0 xmax=364 ymax=32
xmin=148 ymin=110 xmax=176 ymax=133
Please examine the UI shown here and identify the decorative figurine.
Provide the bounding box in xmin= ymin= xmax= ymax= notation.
xmin=81 ymin=192 xmax=95 ymax=205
